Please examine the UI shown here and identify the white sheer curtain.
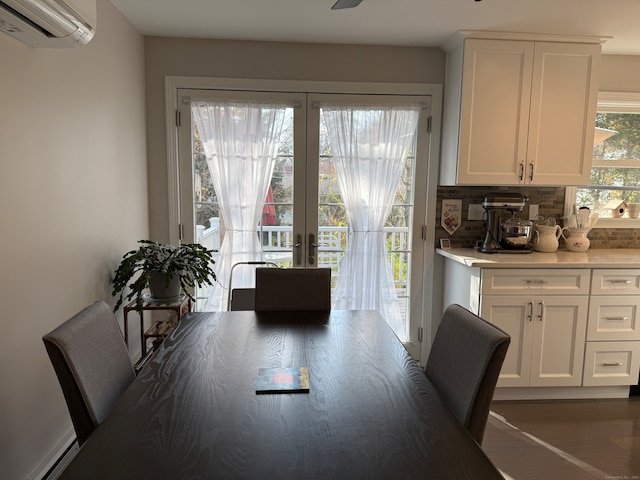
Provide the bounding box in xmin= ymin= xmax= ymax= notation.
xmin=192 ymin=101 xmax=287 ymax=311
xmin=322 ymin=105 xmax=420 ymax=339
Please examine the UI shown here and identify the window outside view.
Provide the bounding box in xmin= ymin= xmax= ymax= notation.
xmin=190 ymin=108 xmax=417 ymax=334
xmin=576 ymin=111 xmax=640 ymax=216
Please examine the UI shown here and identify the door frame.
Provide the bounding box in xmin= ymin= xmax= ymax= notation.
xmin=165 ymin=76 xmax=443 ymax=364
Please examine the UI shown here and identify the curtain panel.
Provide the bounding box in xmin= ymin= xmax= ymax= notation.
xmin=192 ymin=101 xmax=287 ymax=311
xmin=322 ymin=105 xmax=420 ymax=339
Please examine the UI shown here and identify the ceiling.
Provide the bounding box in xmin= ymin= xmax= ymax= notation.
xmin=110 ymin=0 xmax=640 ymax=55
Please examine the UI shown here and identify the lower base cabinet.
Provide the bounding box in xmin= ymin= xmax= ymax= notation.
xmin=583 ymin=270 xmax=640 ymax=386
xmin=481 ymin=295 xmax=588 ymax=388
xmin=441 ymin=259 xmax=640 ymax=399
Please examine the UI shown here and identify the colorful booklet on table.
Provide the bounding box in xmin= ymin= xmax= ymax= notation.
xmin=256 ymin=367 xmax=310 ymax=394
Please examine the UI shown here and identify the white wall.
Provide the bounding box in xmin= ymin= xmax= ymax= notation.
xmin=0 ymin=1 xmax=148 ymax=478
xmin=600 ymin=54 xmax=640 ymax=92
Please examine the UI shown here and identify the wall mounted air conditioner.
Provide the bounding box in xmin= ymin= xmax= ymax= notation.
xmin=0 ymin=0 xmax=95 ymax=47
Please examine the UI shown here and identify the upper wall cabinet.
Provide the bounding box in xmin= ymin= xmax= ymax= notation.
xmin=440 ymin=32 xmax=604 ymax=186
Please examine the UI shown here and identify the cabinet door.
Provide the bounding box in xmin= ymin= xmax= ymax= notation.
xmin=527 ymin=42 xmax=600 ymax=185
xmin=456 ymin=39 xmax=533 ymax=184
xmin=480 ymin=296 xmax=533 ymax=387
xmin=529 ymin=296 xmax=588 ymax=387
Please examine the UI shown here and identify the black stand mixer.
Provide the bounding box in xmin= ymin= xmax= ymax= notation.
xmin=480 ymin=193 xmax=530 ymax=254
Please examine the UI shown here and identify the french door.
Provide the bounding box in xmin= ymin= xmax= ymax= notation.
xmin=176 ymin=88 xmax=431 ymax=356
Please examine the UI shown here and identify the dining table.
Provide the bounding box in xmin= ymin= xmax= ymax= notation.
xmin=58 ymin=309 xmax=504 ymax=479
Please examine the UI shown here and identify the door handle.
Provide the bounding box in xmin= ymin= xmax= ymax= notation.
xmin=308 ymin=233 xmax=318 ymax=265
xmin=294 ymin=233 xmax=302 ymax=266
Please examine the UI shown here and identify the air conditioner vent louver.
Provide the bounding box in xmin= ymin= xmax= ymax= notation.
xmin=0 ymin=0 xmax=95 ymax=48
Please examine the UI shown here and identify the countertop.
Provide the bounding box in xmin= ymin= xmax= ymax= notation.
xmin=436 ymin=248 xmax=640 ymax=269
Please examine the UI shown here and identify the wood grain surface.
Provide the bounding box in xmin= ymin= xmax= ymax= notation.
xmin=58 ymin=310 xmax=503 ymax=480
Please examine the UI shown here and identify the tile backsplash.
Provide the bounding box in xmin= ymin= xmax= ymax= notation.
xmin=435 ymin=186 xmax=640 ymax=249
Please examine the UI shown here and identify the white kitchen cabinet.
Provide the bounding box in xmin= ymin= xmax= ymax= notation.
xmin=481 ymin=293 xmax=588 ymax=388
xmin=440 ymin=32 xmax=602 ymax=186
xmin=583 ymin=269 xmax=640 ymax=386
xmin=442 ymin=266 xmax=591 ymax=388
xmin=438 ymin=248 xmax=640 ymax=399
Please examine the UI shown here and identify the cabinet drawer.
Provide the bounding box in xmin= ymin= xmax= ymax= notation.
xmin=583 ymin=341 xmax=640 ymax=386
xmin=481 ymin=269 xmax=590 ymax=295
xmin=591 ymin=269 xmax=640 ymax=295
xmin=588 ymin=296 xmax=640 ymax=341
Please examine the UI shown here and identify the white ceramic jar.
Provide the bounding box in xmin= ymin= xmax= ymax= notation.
xmin=562 ymin=227 xmax=591 ymax=252
xmin=533 ymin=224 xmax=561 ymax=253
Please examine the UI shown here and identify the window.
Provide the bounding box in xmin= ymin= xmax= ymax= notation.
xmin=569 ymin=92 xmax=640 ymax=226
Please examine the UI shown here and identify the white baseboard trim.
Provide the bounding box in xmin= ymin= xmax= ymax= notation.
xmin=494 ymin=385 xmax=630 ymax=401
xmin=27 ymin=429 xmax=76 ymax=480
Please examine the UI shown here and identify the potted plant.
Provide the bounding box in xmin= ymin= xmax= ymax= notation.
xmin=112 ymin=240 xmax=216 ymax=313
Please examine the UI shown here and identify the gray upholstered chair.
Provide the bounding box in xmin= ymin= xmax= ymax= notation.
xmin=424 ymin=304 xmax=510 ymax=445
xmin=255 ymin=267 xmax=331 ymax=311
xmin=42 ymin=301 xmax=136 ymax=445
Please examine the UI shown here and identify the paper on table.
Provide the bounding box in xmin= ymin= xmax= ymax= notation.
xmin=256 ymin=367 xmax=310 ymax=394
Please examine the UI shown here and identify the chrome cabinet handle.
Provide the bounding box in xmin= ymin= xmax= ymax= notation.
xmin=602 ymin=362 xmax=624 ymax=367
xmin=607 ymin=279 xmax=632 ymax=284
xmin=527 ymin=301 xmax=533 ymax=322
xmin=604 ymin=316 xmax=628 ymax=321
xmin=529 ymin=162 xmax=534 ymax=182
xmin=294 ymin=233 xmax=302 ymax=266
xmin=519 ymin=163 xmax=524 ymax=181
xmin=525 ymin=280 xmax=548 ymax=284
xmin=538 ymin=300 xmax=544 ymax=321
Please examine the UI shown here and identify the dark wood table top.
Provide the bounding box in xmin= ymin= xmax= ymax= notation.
xmin=59 ymin=310 xmax=503 ymax=480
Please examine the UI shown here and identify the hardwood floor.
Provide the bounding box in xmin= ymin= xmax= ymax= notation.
xmin=483 ymin=397 xmax=640 ymax=480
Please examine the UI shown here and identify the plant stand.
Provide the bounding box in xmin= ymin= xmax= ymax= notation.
xmin=123 ymin=294 xmax=191 ymax=365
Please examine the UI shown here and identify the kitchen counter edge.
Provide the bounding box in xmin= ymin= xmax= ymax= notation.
xmin=436 ymin=248 xmax=640 ymax=269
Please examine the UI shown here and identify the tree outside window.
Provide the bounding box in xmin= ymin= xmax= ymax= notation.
xmin=575 ymin=93 xmax=640 ymax=218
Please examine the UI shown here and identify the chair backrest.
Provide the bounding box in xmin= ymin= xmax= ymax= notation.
xmin=255 ymin=267 xmax=331 ymax=312
xmin=229 ymin=288 xmax=256 ymax=311
xmin=424 ymin=304 xmax=510 ymax=445
xmin=42 ymin=301 xmax=136 ymax=445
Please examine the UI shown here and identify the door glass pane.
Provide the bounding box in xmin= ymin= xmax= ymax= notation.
xmin=259 ymin=121 xmax=295 ymax=267
xmin=318 ymin=104 xmax=418 ymax=341
xmin=191 ymin=102 xmax=296 ymax=310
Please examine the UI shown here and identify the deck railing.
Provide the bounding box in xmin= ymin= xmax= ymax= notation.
xmin=196 ymin=222 xmax=410 ymax=314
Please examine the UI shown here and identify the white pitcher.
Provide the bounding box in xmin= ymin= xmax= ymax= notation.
xmin=562 ymin=227 xmax=591 ymax=252
xmin=533 ymin=224 xmax=561 ymax=253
